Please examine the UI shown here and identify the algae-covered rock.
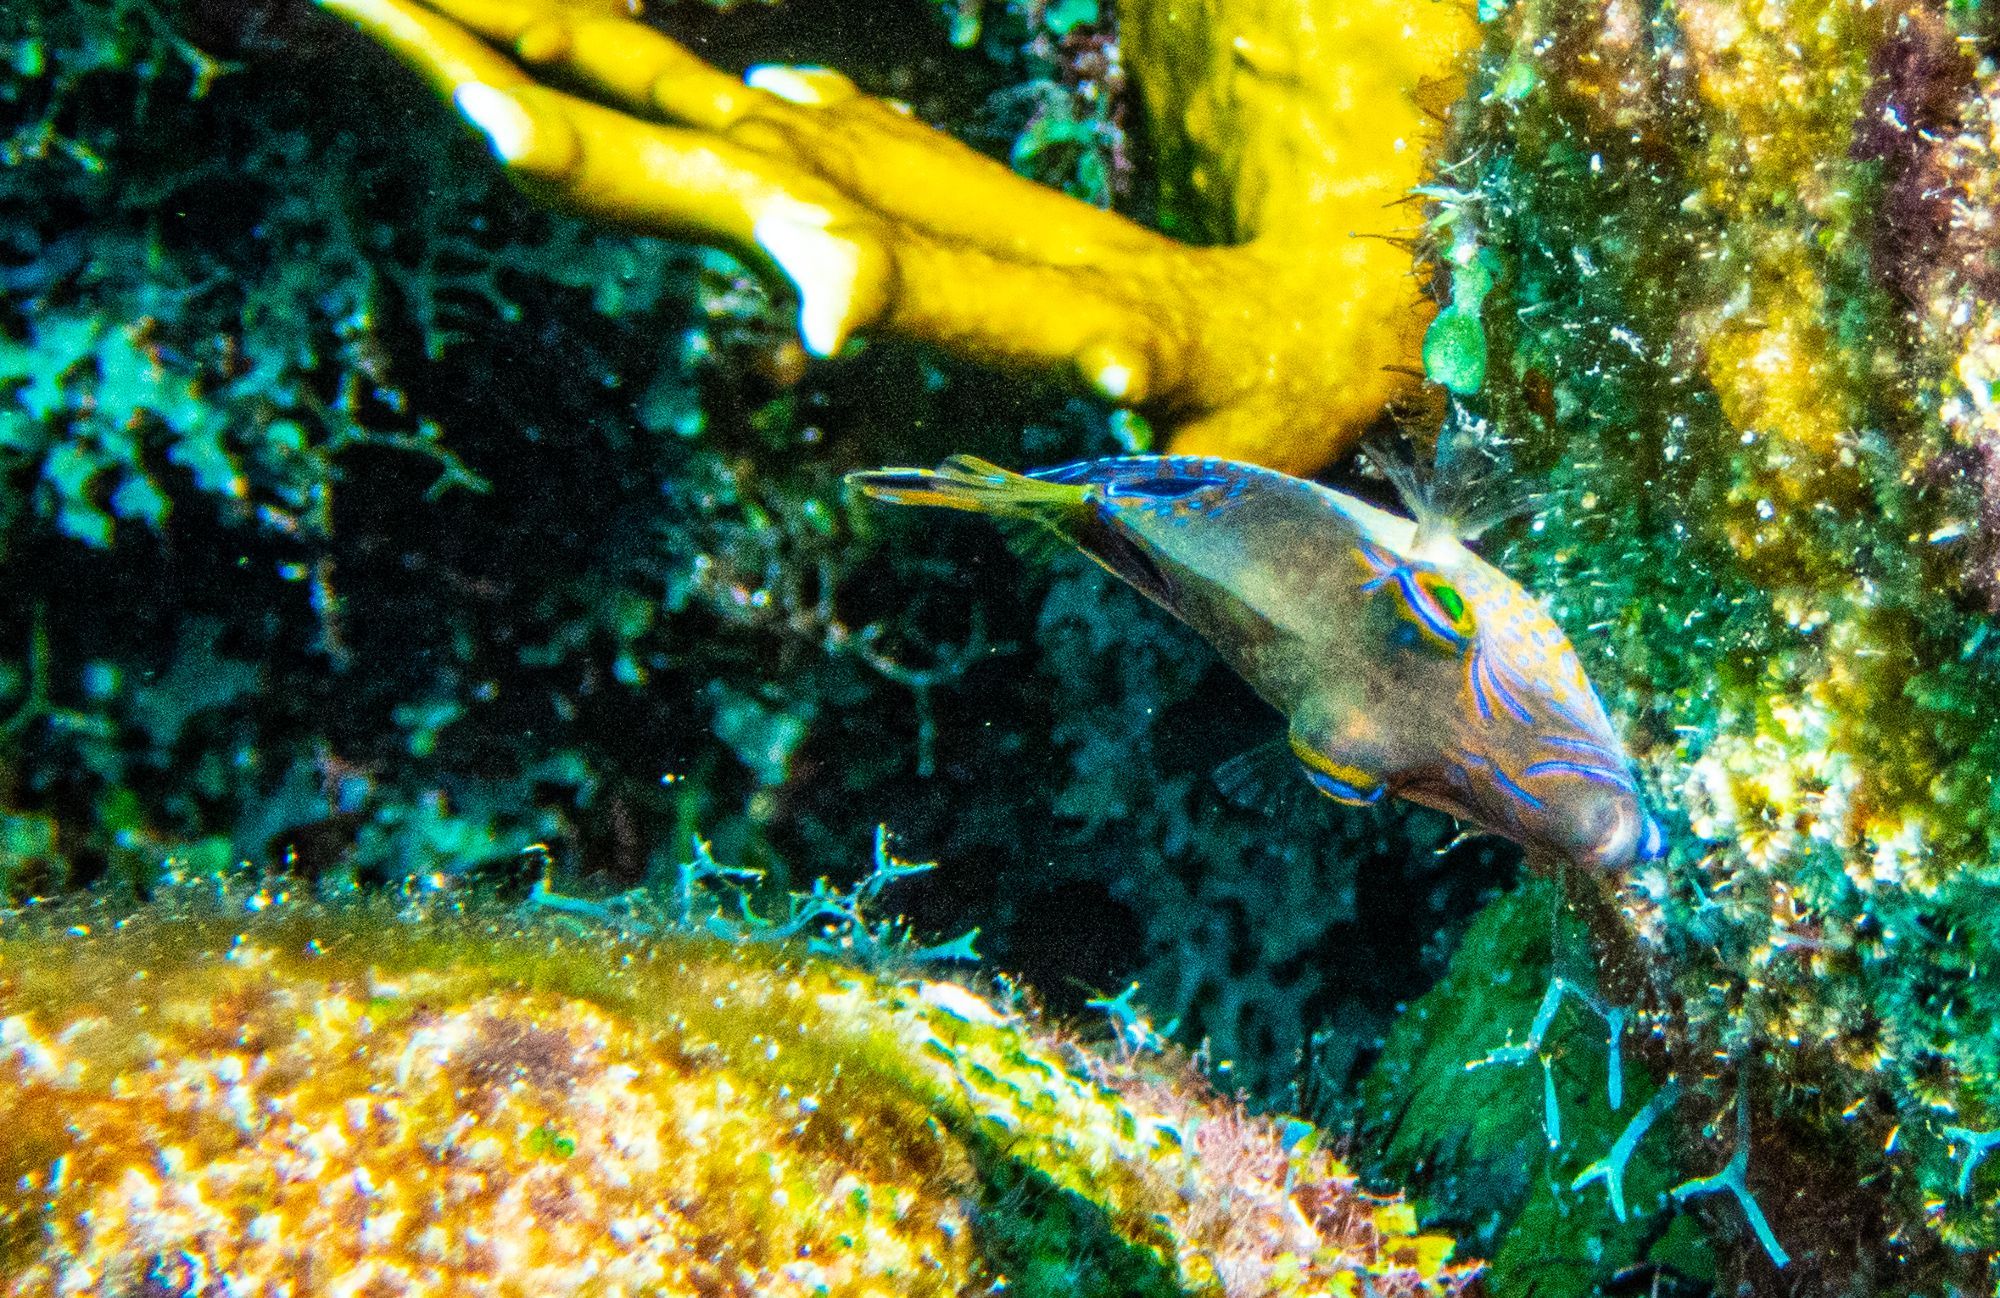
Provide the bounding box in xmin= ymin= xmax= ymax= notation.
xmin=1359 ymin=881 xmax=1704 ymax=1298
xmin=1413 ymin=0 xmax=2000 ymax=1287
xmin=0 ymin=888 xmax=1474 ymax=1297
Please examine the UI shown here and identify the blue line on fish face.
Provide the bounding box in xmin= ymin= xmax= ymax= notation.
xmin=1468 ymin=641 xmax=1535 ymax=725
xmin=1441 ymin=566 xmax=1661 ymax=868
xmin=1356 ymin=538 xmax=1474 ymax=654
xmin=1457 ymin=748 xmax=1546 ymax=811
xmin=1536 ymin=733 xmax=1625 ymax=761
xmin=1522 ymin=758 xmax=1639 ymax=791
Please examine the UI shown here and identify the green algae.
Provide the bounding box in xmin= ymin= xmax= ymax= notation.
xmin=1360 ymin=882 xmax=1704 ymax=1298
xmin=1378 ymin=0 xmax=2000 ymax=1283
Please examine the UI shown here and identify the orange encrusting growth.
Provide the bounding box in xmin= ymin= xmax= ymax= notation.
xmin=1679 ymin=0 xmax=1889 ymax=542
xmin=315 ymin=0 xmax=1478 ymax=477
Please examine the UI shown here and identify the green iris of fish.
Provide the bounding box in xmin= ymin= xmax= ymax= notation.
xmin=848 ymin=454 xmax=1666 ymax=873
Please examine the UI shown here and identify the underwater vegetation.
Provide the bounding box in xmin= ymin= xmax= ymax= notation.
xmin=0 ymin=866 xmax=1474 ymax=1297
xmin=1359 ymin=879 xmax=1710 ymax=1293
xmin=12 ymin=0 xmax=2000 ymax=1290
xmin=0 ymin=0 xmax=1499 ymax=1144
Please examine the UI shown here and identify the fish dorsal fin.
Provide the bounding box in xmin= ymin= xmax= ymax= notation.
xmin=1360 ymin=421 xmax=1536 ymax=547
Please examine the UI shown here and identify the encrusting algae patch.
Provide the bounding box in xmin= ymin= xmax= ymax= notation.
xmin=0 ymin=889 xmax=1473 ymax=1297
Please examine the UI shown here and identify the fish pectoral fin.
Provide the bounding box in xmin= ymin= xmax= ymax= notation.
xmin=1288 ymin=736 xmax=1387 ymax=807
xmin=1214 ymin=738 xmax=1304 ymax=816
xmin=1213 ymin=738 xmax=1357 ymax=840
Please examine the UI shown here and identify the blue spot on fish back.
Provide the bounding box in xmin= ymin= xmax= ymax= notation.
xmin=1029 ymin=457 xmax=1157 ymax=485
xmin=1029 ymin=457 xmax=1267 ymax=518
xmin=1109 ymin=476 xmax=1232 ymax=500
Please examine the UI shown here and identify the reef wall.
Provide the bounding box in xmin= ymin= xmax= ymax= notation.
xmin=1385 ymin=0 xmax=2000 ymax=1288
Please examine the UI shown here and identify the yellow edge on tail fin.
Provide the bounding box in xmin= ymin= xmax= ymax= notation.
xmin=844 ymin=456 xmax=1091 ymax=518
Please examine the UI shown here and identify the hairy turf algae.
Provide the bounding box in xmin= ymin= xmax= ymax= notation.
xmin=0 ymin=880 xmax=1474 ymax=1297
xmin=1425 ymin=0 xmax=2000 ymax=1285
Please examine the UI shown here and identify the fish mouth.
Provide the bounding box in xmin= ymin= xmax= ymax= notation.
xmin=1396 ymin=755 xmax=1653 ymax=873
xmin=1560 ymin=796 xmax=1650 ymax=873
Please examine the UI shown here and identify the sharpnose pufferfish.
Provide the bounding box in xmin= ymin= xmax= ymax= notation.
xmin=847 ymin=454 xmax=1666 ymax=873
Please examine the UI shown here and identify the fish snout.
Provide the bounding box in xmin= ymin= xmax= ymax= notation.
xmin=1559 ymin=794 xmax=1666 ymax=874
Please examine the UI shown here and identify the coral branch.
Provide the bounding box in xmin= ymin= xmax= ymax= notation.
xmin=1571 ymin=1078 xmax=1678 ymax=1222
xmin=1671 ymin=1091 xmax=1789 ymax=1269
xmin=1943 ymin=1125 xmax=2000 ymax=1198
xmin=315 ymin=0 xmax=1475 ymax=473
xmin=524 ymin=826 xmax=981 ymax=969
xmin=1468 ymin=975 xmax=1631 ymax=1150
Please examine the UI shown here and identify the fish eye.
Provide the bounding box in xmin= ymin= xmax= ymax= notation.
xmin=1406 ymin=571 xmax=1476 ymax=649
xmin=1355 ymin=544 xmax=1475 ymax=654
xmin=1423 ymin=576 xmax=1470 ymax=629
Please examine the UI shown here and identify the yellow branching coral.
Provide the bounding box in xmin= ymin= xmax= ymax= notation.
xmin=316 ymin=0 xmax=1476 ymax=474
xmin=0 ymin=892 xmax=1475 ymax=1297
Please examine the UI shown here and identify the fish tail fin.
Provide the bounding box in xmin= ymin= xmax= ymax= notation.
xmin=849 ymin=455 xmax=1173 ymax=604
xmin=846 ymin=456 xmax=1090 ymax=522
